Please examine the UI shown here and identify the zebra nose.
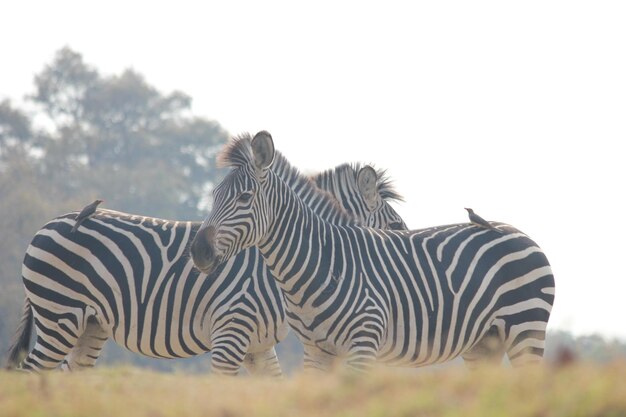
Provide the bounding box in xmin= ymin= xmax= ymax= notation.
xmin=191 ymin=226 xmax=217 ymax=274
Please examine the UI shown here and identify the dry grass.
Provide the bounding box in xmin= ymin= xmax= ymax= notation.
xmin=1 ymin=362 xmax=625 ymax=417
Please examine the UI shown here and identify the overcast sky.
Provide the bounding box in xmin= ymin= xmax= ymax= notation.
xmin=2 ymin=1 xmax=625 ymax=339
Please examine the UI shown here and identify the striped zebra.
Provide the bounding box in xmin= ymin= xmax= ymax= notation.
xmin=191 ymin=132 xmax=555 ymax=372
xmin=5 ymin=148 xmax=406 ymax=375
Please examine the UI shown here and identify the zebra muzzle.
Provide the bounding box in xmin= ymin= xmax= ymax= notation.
xmin=191 ymin=226 xmax=220 ymax=275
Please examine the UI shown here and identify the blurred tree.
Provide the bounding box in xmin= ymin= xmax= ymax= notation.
xmin=0 ymin=99 xmax=33 ymax=160
xmin=30 ymin=47 xmax=228 ymax=218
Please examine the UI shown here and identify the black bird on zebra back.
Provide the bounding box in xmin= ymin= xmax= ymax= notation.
xmin=71 ymin=199 xmax=103 ymax=233
xmin=464 ymin=207 xmax=503 ymax=233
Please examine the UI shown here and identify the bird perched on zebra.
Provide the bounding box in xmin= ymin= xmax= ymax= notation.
xmin=464 ymin=207 xmax=502 ymax=233
xmin=192 ymin=132 xmax=555 ymax=372
xmin=71 ymin=199 xmax=103 ymax=233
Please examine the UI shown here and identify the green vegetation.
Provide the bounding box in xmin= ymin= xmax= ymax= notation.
xmin=1 ymin=363 xmax=625 ymax=417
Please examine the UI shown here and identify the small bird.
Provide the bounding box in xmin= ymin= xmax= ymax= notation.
xmin=71 ymin=199 xmax=104 ymax=233
xmin=464 ymin=208 xmax=502 ymax=233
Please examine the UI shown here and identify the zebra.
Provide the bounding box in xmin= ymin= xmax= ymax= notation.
xmin=5 ymin=149 xmax=407 ymax=375
xmin=191 ymin=131 xmax=555 ymax=372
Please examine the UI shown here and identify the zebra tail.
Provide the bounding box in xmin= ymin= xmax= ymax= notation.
xmin=4 ymin=298 xmax=33 ymax=369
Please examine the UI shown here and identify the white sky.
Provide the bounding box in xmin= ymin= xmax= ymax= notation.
xmin=2 ymin=1 xmax=625 ymax=339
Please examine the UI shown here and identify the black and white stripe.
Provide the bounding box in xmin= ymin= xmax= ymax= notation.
xmin=192 ymin=132 xmax=555 ymax=372
xmin=6 ymin=143 xmax=406 ymax=375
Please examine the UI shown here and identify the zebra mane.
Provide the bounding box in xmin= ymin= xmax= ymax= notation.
xmin=217 ymin=134 xmax=356 ymax=225
xmin=371 ymin=165 xmax=405 ymax=203
xmin=314 ymin=163 xmax=405 ymax=203
xmin=216 ymin=133 xmax=255 ymax=169
xmin=271 ymin=151 xmax=303 ymax=189
xmin=272 ymin=151 xmax=356 ymax=225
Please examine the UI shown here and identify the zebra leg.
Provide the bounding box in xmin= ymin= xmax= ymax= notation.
xmin=242 ymin=347 xmax=283 ymax=377
xmin=345 ymin=331 xmax=381 ymax=373
xmin=21 ymin=336 xmax=71 ymax=372
xmin=210 ymin=327 xmax=252 ymax=376
xmin=61 ymin=317 xmax=108 ymax=371
xmin=342 ymin=307 xmax=384 ymax=373
xmin=462 ymin=323 xmax=506 ymax=369
xmin=210 ymin=343 xmax=247 ymax=376
xmin=303 ymin=345 xmax=335 ymax=373
xmin=21 ymin=307 xmax=91 ymax=371
xmin=503 ymin=319 xmax=549 ymax=367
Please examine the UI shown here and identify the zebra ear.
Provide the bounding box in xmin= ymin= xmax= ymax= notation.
xmin=251 ymin=130 xmax=275 ymax=171
xmin=357 ymin=166 xmax=379 ymax=210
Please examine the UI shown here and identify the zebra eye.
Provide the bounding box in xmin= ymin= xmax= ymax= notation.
xmin=237 ymin=192 xmax=254 ymax=204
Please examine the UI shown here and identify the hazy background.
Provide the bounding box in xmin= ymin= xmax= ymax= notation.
xmin=1 ymin=1 xmax=625 ymax=370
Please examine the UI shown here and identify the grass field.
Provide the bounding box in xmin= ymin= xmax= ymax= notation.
xmin=1 ymin=362 xmax=625 ymax=417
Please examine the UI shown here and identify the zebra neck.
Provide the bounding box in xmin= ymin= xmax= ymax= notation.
xmin=257 ymin=176 xmax=334 ymax=300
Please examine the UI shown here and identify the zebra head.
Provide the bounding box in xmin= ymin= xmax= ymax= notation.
xmin=191 ymin=131 xmax=275 ymax=275
xmin=312 ymin=163 xmax=408 ymax=231
xmin=355 ymin=165 xmax=408 ymax=230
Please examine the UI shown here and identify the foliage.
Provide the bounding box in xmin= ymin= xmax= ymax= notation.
xmin=27 ymin=47 xmax=228 ymax=218
xmin=1 ymin=363 xmax=626 ymax=417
